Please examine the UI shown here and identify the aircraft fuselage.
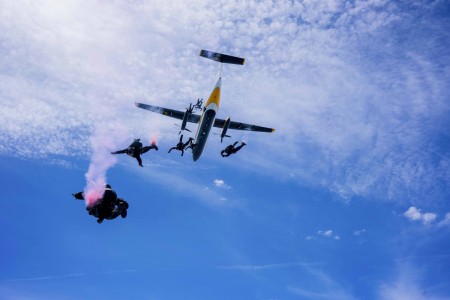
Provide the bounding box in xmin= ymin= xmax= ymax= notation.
xmin=192 ymin=77 xmax=221 ymax=161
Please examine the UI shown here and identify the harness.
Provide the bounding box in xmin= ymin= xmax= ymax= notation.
xmin=126 ymin=146 xmax=136 ymax=156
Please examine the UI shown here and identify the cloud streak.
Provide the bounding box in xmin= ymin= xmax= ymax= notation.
xmin=1 ymin=269 xmax=138 ymax=282
xmin=217 ymin=262 xmax=310 ymax=271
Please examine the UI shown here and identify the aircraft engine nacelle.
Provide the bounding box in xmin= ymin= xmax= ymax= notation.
xmin=220 ymin=117 xmax=231 ymax=143
xmin=179 ymin=108 xmax=192 ymax=133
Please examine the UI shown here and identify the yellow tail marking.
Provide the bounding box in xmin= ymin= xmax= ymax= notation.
xmin=205 ymin=87 xmax=221 ymax=107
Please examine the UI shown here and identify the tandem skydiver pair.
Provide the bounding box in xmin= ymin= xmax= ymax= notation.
xmin=72 ymin=184 xmax=129 ymax=224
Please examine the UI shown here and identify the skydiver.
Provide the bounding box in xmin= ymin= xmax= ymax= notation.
xmin=72 ymin=184 xmax=116 ymax=223
xmin=92 ymin=184 xmax=117 ymax=214
xmin=91 ymin=198 xmax=129 ymax=224
xmin=72 ymin=184 xmax=129 ymax=224
xmin=108 ymin=198 xmax=129 ymax=220
xmin=186 ymin=138 xmax=196 ymax=151
xmin=193 ymin=98 xmax=203 ymax=110
xmin=72 ymin=190 xmax=105 ymax=222
xmin=168 ymin=135 xmax=194 ymax=156
xmin=221 ymin=141 xmax=246 ymax=157
xmin=111 ymin=138 xmax=158 ymax=167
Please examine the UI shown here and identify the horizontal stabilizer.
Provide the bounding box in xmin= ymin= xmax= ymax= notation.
xmin=200 ymin=50 xmax=245 ymax=65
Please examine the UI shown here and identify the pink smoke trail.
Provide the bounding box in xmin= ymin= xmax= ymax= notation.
xmin=150 ymin=134 xmax=158 ymax=147
xmin=84 ymin=128 xmax=118 ymax=207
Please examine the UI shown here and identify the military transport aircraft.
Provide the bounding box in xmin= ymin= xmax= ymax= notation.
xmin=135 ymin=50 xmax=275 ymax=161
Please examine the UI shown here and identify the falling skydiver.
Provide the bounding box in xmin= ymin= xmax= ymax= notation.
xmin=72 ymin=184 xmax=129 ymax=224
xmin=168 ymin=135 xmax=194 ymax=156
xmin=111 ymin=138 xmax=158 ymax=167
xmin=221 ymin=141 xmax=246 ymax=157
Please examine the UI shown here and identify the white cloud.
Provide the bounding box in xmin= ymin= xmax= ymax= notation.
xmin=353 ymin=229 xmax=367 ymax=236
xmin=317 ymin=230 xmax=340 ymax=240
xmin=438 ymin=212 xmax=450 ymax=227
xmin=318 ymin=230 xmax=333 ymax=237
xmin=214 ymin=179 xmax=225 ymax=187
xmin=404 ymin=207 xmax=423 ymax=221
xmin=213 ymin=179 xmax=231 ymax=189
xmin=0 ymin=0 xmax=448 ymax=205
xmin=404 ymin=207 xmax=437 ymax=225
xmin=422 ymin=212 xmax=437 ymax=225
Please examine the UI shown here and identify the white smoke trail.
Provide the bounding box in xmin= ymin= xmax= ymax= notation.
xmin=83 ymin=126 xmax=119 ymax=207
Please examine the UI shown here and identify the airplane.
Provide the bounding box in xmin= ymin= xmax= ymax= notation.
xmin=135 ymin=49 xmax=275 ymax=161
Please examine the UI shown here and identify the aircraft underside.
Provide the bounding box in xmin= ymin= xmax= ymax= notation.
xmin=134 ymin=49 xmax=274 ymax=161
xmin=193 ymin=109 xmax=216 ymax=161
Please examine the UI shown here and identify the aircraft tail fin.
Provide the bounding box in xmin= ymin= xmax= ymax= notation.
xmin=200 ymin=50 xmax=245 ymax=65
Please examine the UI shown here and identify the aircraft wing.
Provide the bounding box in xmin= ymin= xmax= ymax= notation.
xmin=135 ymin=102 xmax=201 ymax=123
xmin=213 ymin=117 xmax=275 ymax=133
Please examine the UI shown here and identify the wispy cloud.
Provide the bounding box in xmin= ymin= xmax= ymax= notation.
xmin=287 ymin=265 xmax=357 ymax=300
xmin=2 ymin=273 xmax=85 ymax=282
xmin=287 ymin=286 xmax=355 ymax=300
xmin=217 ymin=262 xmax=309 ymax=271
xmin=438 ymin=212 xmax=450 ymax=227
xmin=378 ymin=262 xmax=447 ymax=300
xmin=317 ymin=230 xmax=340 ymax=240
xmin=130 ymin=163 xmax=240 ymax=207
xmin=1 ymin=269 xmax=138 ymax=282
xmin=318 ymin=230 xmax=334 ymax=237
xmin=0 ymin=0 xmax=448 ymax=205
xmin=353 ymin=229 xmax=367 ymax=236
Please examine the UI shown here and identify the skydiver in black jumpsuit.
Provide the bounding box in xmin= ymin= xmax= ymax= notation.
xmin=72 ymin=184 xmax=129 ymax=224
xmin=168 ymin=135 xmax=194 ymax=156
xmin=221 ymin=141 xmax=246 ymax=157
xmin=111 ymin=138 xmax=158 ymax=167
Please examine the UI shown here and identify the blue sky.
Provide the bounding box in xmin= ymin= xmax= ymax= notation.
xmin=1 ymin=0 xmax=449 ymax=299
